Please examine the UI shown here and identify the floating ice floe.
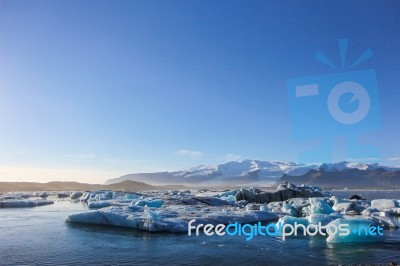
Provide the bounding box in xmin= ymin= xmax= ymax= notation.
xmin=282 ymin=202 xmax=298 ymax=216
xmin=0 ymin=197 xmax=54 ymax=208
xmin=307 ymin=213 xmax=341 ymax=226
xmin=218 ymin=190 xmax=239 ymax=198
xmin=276 ymin=215 xmax=309 ymax=228
xmin=66 ymin=205 xmax=278 ymax=232
xmin=219 ymin=195 xmax=237 ymax=203
xmin=144 ymin=205 xmax=160 ymax=221
xmin=38 ymin=192 xmax=48 ymax=198
xmin=57 ymin=192 xmax=70 ymax=198
xmin=361 ymin=207 xmax=380 ymax=217
xmin=332 ymin=201 xmax=356 ymax=212
xmin=88 ymin=201 xmax=117 ymax=209
xmin=134 ymin=199 xmax=163 ymax=208
xmin=236 ymin=182 xmax=330 ymax=204
xmin=367 ymin=212 xmax=400 ymax=229
xmin=70 ymin=191 xmax=83 ymax=200
xmin=61 ymin=182 xmax=400 ymax=241
xmin=125 ymin=193 xmax=140 ymax=200
xmin=371 ymin=199 xmax=398 ymax=210
xmin=309 ymin=197 xmax=334 ymax=215
xmin=326 ymin=218 xmax=383 ymax=243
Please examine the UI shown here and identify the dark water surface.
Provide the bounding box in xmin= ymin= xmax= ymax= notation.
xmin=0 ymin=192 xmax=400 ymax=265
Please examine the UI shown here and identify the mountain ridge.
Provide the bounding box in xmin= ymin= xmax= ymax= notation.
xmin=105 ymin=160 xmax=400 ymax=186
xmin=278 ymin=168 xmax=400 ymax=188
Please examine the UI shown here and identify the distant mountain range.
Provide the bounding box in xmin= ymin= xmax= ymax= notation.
xmin=105 ymin=160 xmax=400 ymax=187
xmin=279 ymin=168 xmax=400 ymax=188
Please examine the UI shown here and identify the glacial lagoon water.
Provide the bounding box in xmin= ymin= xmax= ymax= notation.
xmin=1 ymin=191 xmax=400 ymax=266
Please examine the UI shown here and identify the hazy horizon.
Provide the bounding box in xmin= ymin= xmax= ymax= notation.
xmin=0 ymin=159 xmax=399 ymax=184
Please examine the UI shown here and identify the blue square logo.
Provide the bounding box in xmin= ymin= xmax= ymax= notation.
xmin=286 ymin=40 xmax=382 ymax=163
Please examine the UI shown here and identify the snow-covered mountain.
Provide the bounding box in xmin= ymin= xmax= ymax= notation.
xmin=105 ymin=160 xmax=399 ymax=186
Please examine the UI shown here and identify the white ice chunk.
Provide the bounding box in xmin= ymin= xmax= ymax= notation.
xmin=70 ymin=192 xmax=83 ymax=200
xmin=332 ymin=202 xmax=356 ymax=213
xmin=330 ymin=196 xmax=350 ymax=205
xmin=218 ymin=190 xmax=239 ymax=198
xmin=0 ymin=199 xmax=54 ymax=208
xmin=88 ymin=201 xmax=114 ymax=209
xmin=66 ymin=205 xmax=278 ymax=233
xmin=361 ymin=207 xmax=380 ymax=217
xmin=309 ymin=197 xmax=334 ymax=214
xmin=144 ymin=206 xmax=161 ymax=221
xmin=125 ymin=194 xmax=140 ymax=200
xmin=219 ymin=195 xmax=236 ymax=203
xmin=307 ymin=214 xmax=338 ymax=226
xmin=368 ymin=214 xmax=400 ymax=229
xmin=276 ymin=215 xmax=309 ymax=229
xmin=282 ymin=202 xmax=297 ymax=216
xmin=135 ymin=199 xmax=163 ymax=208
xmin=371 ymin=199 xmax=397 ymax=210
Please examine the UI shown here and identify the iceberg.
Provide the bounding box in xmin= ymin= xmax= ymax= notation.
xmin=371 ymin=199 xmax=397 ymax=210
xmin=144 ymin=206 xmax=161 ymax=221
xmin=88 ymin=201 xmax=114 ymax=209
xmin=39 ymin=192 xmax=48 ymax=198
xmin=386 ymin=208 xmax=400 ymax=216
xmin=276 ymin=215 xmax=309 ymax=228
xmin=70 ymin=192 xmax=83 ymax=200
xmin=326 ymin=218 xmax=383 ymax=242
xmin=66 ymin=204 xmax=278 ymax=233
xmin=361 ymin=207 xmax=380 ymax=217
xmin=218 ymin=190 xmax=239 ymax=198
xmin=62 ymin=185 xmax=397 ymax=240
xmin=219 ymin=195 xmax=236 ymax=203
xmin=309 ymin=197 xmax=334 ymax=214
xmin=0 ymin=198 xmax=54 ymax=208
xmin=57 ymin=193 xmax=70 ymax=198
xmin=282 ymin=202 xmax=298 ymax=216
xmin=125 ymin=193 xmax=140 ymax=200
xmin=267 ymin=201 xmax=284 ymax=213
xmin=330 ymin=196 xmax=350 ymax=205
xmin=99 ymin=191 xmax=116 ymax=200
xmin=332 ymin=202 xmax=356 ymax=213
xmin=135 ymin=199 xmax=163 ymax=208
xmin=307 ymin=214 xmax=339 ymax=226
xmin=287 ymin=198 xmax=309 ymax=211
xmin=193 ymin=196 xmax=230 ymax=206
xmin=367 ymin=212 xmax=400 ymax=229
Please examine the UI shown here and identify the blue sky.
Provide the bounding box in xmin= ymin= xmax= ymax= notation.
xmin=0 ymin=0 xmax=399 ymax=183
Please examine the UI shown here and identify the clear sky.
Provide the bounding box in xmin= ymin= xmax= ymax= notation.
xmin=0 ymin=0 xmax=399 ymax=183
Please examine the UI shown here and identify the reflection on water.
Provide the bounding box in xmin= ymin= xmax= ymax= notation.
xmin=0 ymin=193 xmax=399 ymax=265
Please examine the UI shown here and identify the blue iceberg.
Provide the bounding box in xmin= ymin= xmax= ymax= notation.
xmin=135 ymin=199 xmax=163 ymax=208
xmin=326 ymin=218 xmax=383 ymax=243
xmin=309 ymin=197 xmax=334 ymax=214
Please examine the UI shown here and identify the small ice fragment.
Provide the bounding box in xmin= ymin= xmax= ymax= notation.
xmin=144 ymin=205 xmax=160 ymax=221
xmin=309 ymin=197 xmax=334 ymax=214
xmin=135 ymin=199 xmax=163 ymax=208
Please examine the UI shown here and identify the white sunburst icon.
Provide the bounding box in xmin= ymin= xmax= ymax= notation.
xmin=286 ymin=39 xmax=381 ymax=162
xmin=315 ymin=39 xmax=373 ymax=125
